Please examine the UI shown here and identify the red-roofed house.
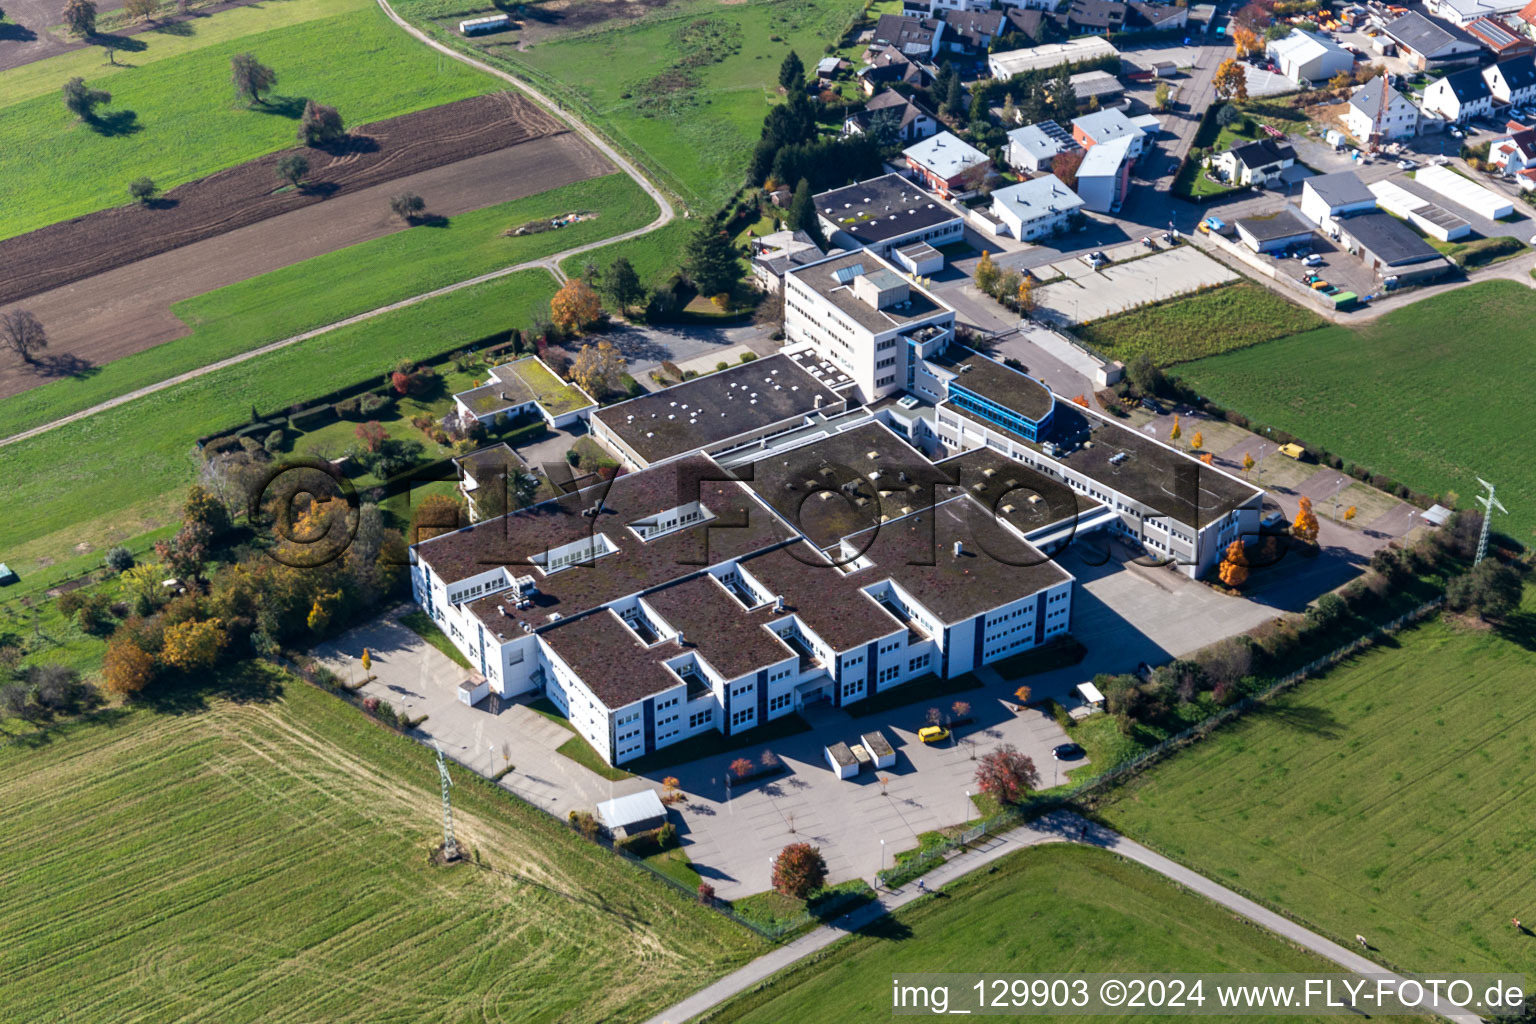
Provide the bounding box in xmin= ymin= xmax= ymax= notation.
xmin=1489 ymin=123 xmax=1536 ymax=183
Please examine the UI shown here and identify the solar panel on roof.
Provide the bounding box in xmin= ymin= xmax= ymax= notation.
xmin=832 ymin=263 xmax=865 ymax=284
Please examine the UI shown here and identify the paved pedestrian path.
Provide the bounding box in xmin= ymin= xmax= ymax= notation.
xmin=644 ymin=810 xmax=1481 ymax=1024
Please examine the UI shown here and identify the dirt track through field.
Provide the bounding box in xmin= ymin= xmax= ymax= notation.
xmin=0 ymin=133 xmax=609 ymax=402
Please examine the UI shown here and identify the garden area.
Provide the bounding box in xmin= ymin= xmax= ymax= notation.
xmin=1074 ymin=281 xmax=1323 ymax=365
xmin=1102 ymin=588 xmax=1536 ymax=976
xmin=1173 ymin=281 xmax=1536 ymax=537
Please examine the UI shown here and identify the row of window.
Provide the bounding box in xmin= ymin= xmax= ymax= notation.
xmin=689 ymin=710 xmax=712 ymax=729
xmin=878 ymin=664 xmax=901 ymax=684
xmin=731 ymin=707 xmax=755 ymax=728
xmin=769 ymin=692 xmax=793 ymax=713
xmin=909 ymin=652 xmax=931 ymax=673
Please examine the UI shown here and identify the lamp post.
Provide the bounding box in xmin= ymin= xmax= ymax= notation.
xmin=881 ymin=838 xmax=887 ymax=872
xmin=964 ymin=790 xmax=971 ymax=824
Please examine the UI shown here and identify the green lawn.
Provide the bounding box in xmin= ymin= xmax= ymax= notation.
xmin=0 ymin=667 xmax=759 ymax=1023
xmin=559 ymin=219 xmax=695 ymax=291
xmin=1103 ymin=597 xmax=1536 ymax=975
xmin=700 ymin=844 xmax=1338 ymax=1024
xmin=1424 ymin=234 xmax=1527 ymax=269
xmin=1074 ymin=282 xmax=1324 ymax=365
xmin=1 ymin=173 xmax=651 ymax=439
xmin=0 ymin=0 xmax=496 ymax=240
xmin=395 ymin=0 xmax=866 ymax=210
xmin=0 ymin=271 xmax=558 ymax=577
xmin=1173 ymin=281 xmax=1536 ymax=535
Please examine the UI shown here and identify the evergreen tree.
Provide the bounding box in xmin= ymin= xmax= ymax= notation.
xmin=786 ymin=178 xmax=824 ymax=247
xmin=779 ymin=50 xmax=805 ymax=92
xmin=604 ymin=257 xmax=644 ymax=314
xmin=684 ymin=226 xmax=742 ymax=297
xmin=943 ymin=74 xmax=964 ymax=118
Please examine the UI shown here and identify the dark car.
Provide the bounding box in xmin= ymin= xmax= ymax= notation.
xmin=1052 ymin=743 xmax=1086 ymax=761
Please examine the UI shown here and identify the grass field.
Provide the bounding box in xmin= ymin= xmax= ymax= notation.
xmin=0 ymin=667 xmax=759 ymax=1022
xmin=1102 ymin=596 xmax=1536 ymax=975
xmin=559 ymin=218 xmax=694 ymax=291
xmin=396 ymin=0 xmax=865 ymax=210
xmin=700 ymin=844 xmax=1338 ymax=1024
xmin=1173 ymin=281 xmax=1536 ymax=535
xmin=0 ymin=0 xmax=494 ymax=239
xmin=1074 ymin=282 xmax=1324 ymax=365
xmin=0 ymin=270 xmax=558 ymax=580
xmin=0 ymin=173 xmax=653 ymax=438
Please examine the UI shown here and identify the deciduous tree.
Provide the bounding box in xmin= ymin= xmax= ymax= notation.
xmin=297 ymin=100 xmax=344 ymax=146
xmin=604 ymin=256 xmax=644 ymax=314
xmin=1154 ymin=80 xmax=1172 ymax=111
xmin=974 ymin=250 xmax=1000 ymax=294
xmin=1213 ymin=58 xmax=1249 ymax=103
xmin=182 ymin=483 xmax=231 ymax=538
xmin=550 ymin=278 xmax=603 ymax=334
xmin=1169 ymin=414 xmax=1182 ymax=442
xmin=1 ymin=309 xmax=48 ymax=363
xmin=1343 ymin=505 xmax=1357 ymax=521
xmin=103 ymin=637 xmax=155 ymax=695
xmin=389 ymin=191 xmax=426 ymax=223
xmin=1218 ymin=538 xmax=1249 ymax=587
xmin=1052 ymin=146 xmax=1083 ymax=191
xmin=1231 ymin=25 xmax=1259 ymax=57
xmin=1071 ymin=394 xmax=1089 ymax=407
xmin=1017 ymin=274 xmax=1036 ymax=314
xmin=409 ymin=493 xmax=463 ymax=545
xmin=127 ymin=176 xmax=158 ymax=205
xmin=1292 ymin=495 xmax=1319 ymax=543
xmin=974 ymin=744 xmax=1038 ymax=805
xmin=155 ymin=521 xmax=211 ymax=583
xmin=730 ymin=757 xmax=753 ymax=780
xmin=771 ymin=842 xmax=827 ymax=899
xmin=276 ymin=153 xmax=308 ymax=188
xmin=61 ymin=0 xmax=95 ymax=35
xmin=161 ymin=617 xmax=228 ymax=671
xmin=355 ymin=420 xmax=387 ymax=452
xmin=1190 ymin=430 xmax=1203 ymax=450
xmin=123 ymin=0 xmax=156 ymax=22
xmin=62 ymin=76 xmax=110 ymax=120
xmin=1242 ymin=451 xmax=1255 ymax=478
xmin=1447 ymin=559 xmax=1522 ymax=620
xmin=1014 ymin=685 xmax=1031 ymax=705
xmin=230 ymin=52 xmax=276 ymax=105
xmin=570 ymin=340 xmax=625 ymax=398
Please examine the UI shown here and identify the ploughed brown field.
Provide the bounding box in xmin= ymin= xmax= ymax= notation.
xmin=0 ymin=91 xmax=566 ymax=305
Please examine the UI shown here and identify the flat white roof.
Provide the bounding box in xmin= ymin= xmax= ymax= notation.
xmin=1077 ymin=681 xmax=1105 ymax=704
xmin=1414 ymin=163 xmax=1514 ymax=218
xmin=992 ymin=174 xmax=1084 ymax=218
xmin=903 ymin=131 xmax=990 ymax=179
xmin=596 ymin=789 xmax=667 ymax=829
xmin=989 ymin=37 xmax=1119 ymax=77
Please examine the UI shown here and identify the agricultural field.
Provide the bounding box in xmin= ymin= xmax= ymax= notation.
xmin=0 ymin=0 xmax=496 ymax=238
xmin=699 ymin=844 xmax=1338 ymax=1024
xmin=0 ymin=172 xmax=655 ymax=436
xmin=0 ymin=668 xmax=759 ymax=1023
xmin=0 ymin=270 xmax=558 ymax=581
xmin=395 ymin=0 xmax=866 ymax=210
xmin=1103 ymin=596 xmax=1536 ymax=975
xmin=1173 ymin=281 xmax=1536 ymax=536
xmin=1073 ymin=282 xmax=1323 ymax=365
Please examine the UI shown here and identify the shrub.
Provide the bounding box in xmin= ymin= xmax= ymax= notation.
xmin=657 ymin=822 xmax=678 ymax=848
xmin=334 ymin=396 xmax=360 ymax=418
xmin=772 ymin=842 xmax=827 ymax=899
xmin=697 ymin=881 xmax=716 ymax=905
xmin=568 ymin=809 xmax=600 ymax=841
xmin=105 ymin=545 xmax=134 ymax=573
xmin=730 ymin=757 xmax=753 ymax=780
xmin=974 ymin=744 xmax=1040 ymax=805
xmin=359 ymin=392 xmax=390 ymax=415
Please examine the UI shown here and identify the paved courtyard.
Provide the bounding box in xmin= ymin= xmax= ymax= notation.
xmin=1034 ymin=246 xmax=1237 ymax=326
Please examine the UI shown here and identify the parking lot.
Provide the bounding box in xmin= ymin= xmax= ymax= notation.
xmin=1033 ymin=245 xmax=1238 ymax=325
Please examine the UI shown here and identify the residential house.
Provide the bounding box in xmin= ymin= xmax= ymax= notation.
xmin=1422 ymin=64 xmax=1495 ymax=121
xmin=1483 ymin=58 xmax=1536 ymax=105
xmin=1074 ymin=134 xmax=1135 ymax=212
xmin=989 ymin=174 xmax=1085 ymax=238
xmin=1490 ymin=120 xmax=1536 ymax=171
xmin=1343 ymin=75 xmax=1421 ymax=142
xmin=1126 ymin=0 xmax=1188 ymax=31
xmin=902 ymin=131 xmax=992 ymax=198
xmin=814 ymin=173 xmax=965 ymax=258
xmin=1210 ymin=137 xmax=1298 ymax=186
xmin=857 ymin=46 xmax=936 ymax=96
xmin=1071 ymin=106 xmax=1149 ymax=158
xmin=1300 ymin=170 xmax=1378 ymax=231
xmin=1519 ymin=0 xmax=1536 ymax=33
xmin=940 ymin=8 xmax=1005 ymax=53
xmin=843 ymin=90 xmax=940 ymax=144
xmin=998 ymin=7 xmax=1059 ymax=43
xmin=1266 ymin=29 xmax=1355 ymax=83
xmin=873 ymin=13 xmax=945 ymax=58
xmin=749 ymin=230 xmax=827 ymax=293
xmin=453 ymin=356 xmax=597 ymax=430
xmin=1005 ymin=119 xmax=1082 ymax=171
xmin=1465 ymin=17 xmax=1534 ymax=57
xmin=1426 ymin=0 xmax=1526 ymax=28
xmin=1066 ymin=0 xmax=1127 ymax=34
xmin=1381 ymin=12 xmax=1484 ymax=69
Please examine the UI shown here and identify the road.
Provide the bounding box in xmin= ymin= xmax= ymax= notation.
xmin=0 ymin=0 xmax=678 ymax=450
xmin=642 ymin=810 xmax=1481 ymax=1024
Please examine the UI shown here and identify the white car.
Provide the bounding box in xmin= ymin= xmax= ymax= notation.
xmin=1397 ymin=159 xmax=1417 ymax=170
xmin=1302 ymin=254 xmax=1324 ymax=267
xmin=1449 ymin=127 xmax=1464 ymax=139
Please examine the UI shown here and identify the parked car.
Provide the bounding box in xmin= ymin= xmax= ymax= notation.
xmin=1080 ymin=250 xmax=1109 ymax=268
xmin=1140 ymin=397 xmax=1159 ymax=412
xmin=1397 ymin=158 xmax=1417 ymax=170
xmin=1052 ymin=743 xmax=1086 ymax=761
xmin=1302 ymin=254 xmax=1324 ymax=267
xmin=918 ymin=726 xmax=950 ymax=744
xmin=1449 ymin=126 xmax=1464 ymax=139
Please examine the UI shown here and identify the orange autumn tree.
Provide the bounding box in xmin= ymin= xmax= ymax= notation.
xmin=1200 ymin=453 xmax=1214 ymax=465
xmin=1218 ymin=538 xmax=1249 ymax=587
xmin=1072 ymin=394 xmax=1090 ymax=407
xmin=1293 ymin=495 xmax=1320 ymax=543
xmin=550 ymin=278 xmax=603 ymax=334
xmin=1191 ymin=430 xmax=1203 ymax=450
